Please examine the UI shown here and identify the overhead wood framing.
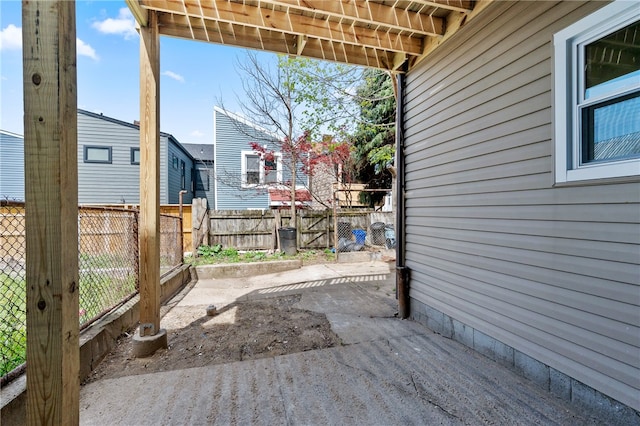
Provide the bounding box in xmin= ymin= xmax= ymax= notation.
xmin=130 ymin=0 xmax=483 ymax=72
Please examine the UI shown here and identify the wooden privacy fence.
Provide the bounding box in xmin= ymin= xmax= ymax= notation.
xmin=206 ymin=209 xmax=394 ymax=251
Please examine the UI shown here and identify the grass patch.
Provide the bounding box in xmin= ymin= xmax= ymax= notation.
xmin=186 ymin=246 xmax=335 ymax=266
xmin=0 ymin=270 xmax=137 ymax=377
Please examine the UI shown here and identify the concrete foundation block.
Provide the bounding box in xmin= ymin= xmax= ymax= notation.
xmin=451 ymin=318 xmax=474 ymax=348
xmin=550 ymin=368 xmax=571 ymax=400
xmin=473 ymin=329 xmax=514 ymax=367
xmin=514 ymin=351 xmax=549 ymax=389
xmin=132 ymin=328 xmax=168 ymax=358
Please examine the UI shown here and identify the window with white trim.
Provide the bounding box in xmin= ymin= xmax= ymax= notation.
xmin=241 ymin=150 xmax=282 ymax=187
xmin=553 ymin=1 xmax=640 ymax=183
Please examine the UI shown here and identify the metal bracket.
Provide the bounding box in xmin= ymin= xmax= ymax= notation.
xmin=139 ymin=323 xmax=156 ymax=336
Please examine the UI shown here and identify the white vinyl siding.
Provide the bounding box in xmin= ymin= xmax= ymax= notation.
xmin=404 ymin=0 xmax=639 ymax=412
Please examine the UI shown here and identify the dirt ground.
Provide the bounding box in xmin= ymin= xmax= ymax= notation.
xmin=84 ymin=294 xmax=341 ymax=383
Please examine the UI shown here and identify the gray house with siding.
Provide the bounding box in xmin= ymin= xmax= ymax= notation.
xmin=0 ymin=130 xmax=25 ymax=201
xmin=403 ymin=0 xmax=639 ymax=416
xmin=77 ymin=109 xmax=194 ymax=205
xmin=1 ymin=111 xmax=196 ymax=205
xmin=182 ymin=143 xmax=215 ymax=208
xmin=213 ymin=106 xmax=307 ymax=210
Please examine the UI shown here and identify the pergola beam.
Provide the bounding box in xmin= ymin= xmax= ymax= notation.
xmin=125 ymin=0 xmax=149 ymax=27
xmin=410 ymin=0 xmax=473 ymax=14
xmin=158 ymin=21 xmax=396 ymax=69
xmin=143 ymin=0 xmax=426 ymax=55
xmin=22 ymin=1 xmax=79 ymax=423
xmin=266 ymin=0 xmax=445 ymax=36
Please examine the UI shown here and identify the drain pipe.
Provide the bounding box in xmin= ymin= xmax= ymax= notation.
xmin=395 ymin=69 xmax=410 ymax=319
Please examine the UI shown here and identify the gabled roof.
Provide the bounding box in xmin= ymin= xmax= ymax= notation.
xmin=78 ymin=109 xmax=196 ymax=161
xmin=126 ymin=0 xmax=493 ymax=72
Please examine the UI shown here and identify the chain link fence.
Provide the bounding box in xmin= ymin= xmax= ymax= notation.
xmin=78 ymin=207 xmax=139 ymax=327
xmin=333 ymin=189 xmax=395 ymax=259
xmin=0 ymin=201 xmax=26 ymax=381
xmin=1 ymin=202 xmax=183 ymax=382
xmin=160 ymin=213 xmax=183 ymax=275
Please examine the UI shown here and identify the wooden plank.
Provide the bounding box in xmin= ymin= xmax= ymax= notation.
xmin=150 ymin=0 xmax=425 ymax=54
xmin=22 ymin=1 xmax=79 ymax=423
xmin=138 ymin=10 xmax=161 ymax=337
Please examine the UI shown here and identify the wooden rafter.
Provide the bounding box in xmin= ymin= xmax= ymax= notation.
xmin=131 ymin=0 xmax=489 ymax=72
xmin=143 ymin=0 xmax=427 ymax=54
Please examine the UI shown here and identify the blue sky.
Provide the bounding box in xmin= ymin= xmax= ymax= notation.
xmin=1 ymin=0 xmax=277 ymax=145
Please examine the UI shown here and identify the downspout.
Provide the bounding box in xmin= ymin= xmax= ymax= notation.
xmin=395 ymin=70 xmax=410 ymax=319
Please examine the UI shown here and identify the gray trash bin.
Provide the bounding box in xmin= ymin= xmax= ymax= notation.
xmin=278 ymin=227 xmax=297 ymax=256
xmin=370 ymin=222 xmax=386 ymax=245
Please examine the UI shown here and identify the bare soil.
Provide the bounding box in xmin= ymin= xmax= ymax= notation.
xmin=84 ymin=294 xmax=340 ymax=383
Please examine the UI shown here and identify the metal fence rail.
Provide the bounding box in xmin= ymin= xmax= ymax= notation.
xmin=0 ymin=202 xmax=183 ymax=381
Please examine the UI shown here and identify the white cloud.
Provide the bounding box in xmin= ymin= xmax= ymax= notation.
xmin=92 ymin=8 xmax=137 ymax=39
xmin=0 ymin=24 xmax=22 ymax=50
xmin=190 ymin=130 xmax=204 ymax=138
xmin=162 ymin=71 xmax=185 ymax=83
xmin=76 ymin=38 xmax=99 ymax=61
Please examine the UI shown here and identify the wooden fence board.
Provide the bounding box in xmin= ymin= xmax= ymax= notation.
xmin=207 ymin=209 xmax=394 ymax=251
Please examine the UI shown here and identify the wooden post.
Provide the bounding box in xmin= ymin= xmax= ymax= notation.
xmin=333 ymin=186 xmax=339 ymax=262
xmin=22 ymin=1 xmax=79 ymax=423
xmin=138 ymin=10 xmax=161 ymax=338
xmin=192 ymin=198 xmax=209 ymax=254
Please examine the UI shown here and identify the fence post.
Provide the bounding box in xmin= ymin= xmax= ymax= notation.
xmin=333 ymin=187 xmax=338 ymax=261
xmin=192 ymin=198 xmax=208 ymax=255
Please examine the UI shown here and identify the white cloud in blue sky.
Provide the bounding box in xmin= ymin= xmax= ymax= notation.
xmin=92 ymin=7 xmax=137 ymax=39
xmin=162 ymin=71 xmax=185 ymax=83
xmin=1 ymin=24 xmax=98 ymax=62
xmin=0 ymin=24 xmax=22 ymax=50
xmin=77 ymin=38 xmax=99 ymax=61
xmin=1 ymin=1 xmax=277 ymax=145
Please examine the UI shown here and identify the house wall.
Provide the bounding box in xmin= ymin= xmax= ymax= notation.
xmin=403 ymin=0 xmax=639 ymax=413
xmin=193 ymin=162 xmax=214 ymax=208
xmin=77 ymin=111 xmax=185 ymax=204
xmin=0 ymin=131 xmax=25 ymax=201
xmin=214 ymin=108 xmax=281 ymax=210
xmin=166 ymin=138 xmax=195 ymax=204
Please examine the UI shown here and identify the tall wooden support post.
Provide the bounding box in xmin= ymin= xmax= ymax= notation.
xmin=22 ymin=1 xmax=80 ymax=423
xmin=133 ymin=10 xmax=167 ymax=357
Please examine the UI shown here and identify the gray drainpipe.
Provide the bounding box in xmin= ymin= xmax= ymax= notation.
xmin=395 ymin=70 xmax=410 ymax=319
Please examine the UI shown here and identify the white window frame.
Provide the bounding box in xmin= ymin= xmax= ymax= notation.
xmin=240 ymin=150 xmax=283 ymax=187
xmin=553 ymin=1 xmax=640 ymax=184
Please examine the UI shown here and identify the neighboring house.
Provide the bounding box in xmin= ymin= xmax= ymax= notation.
xmin=404 ymin=0 xmax=639 ymax=415
xmin=182 ymin=143 xmax=215 ymax=208
xmin=0 ymin=130 xmax=25 ymax=201
xmin=78 ymin=110 xmax=195 ymax=205
xmin=213 ymin=106 xmax=308 ymax=210
xmin=0 ymin=110 xmax=196 ymax=204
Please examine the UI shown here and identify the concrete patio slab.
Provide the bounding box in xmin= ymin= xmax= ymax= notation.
xmin=79 ymin=261 xmax=623 ymax=425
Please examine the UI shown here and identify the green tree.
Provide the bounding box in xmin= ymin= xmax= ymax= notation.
xmin=350 ymin=69 xmax=396 ymax=204
xmin=222 ymin=53 xmax=355 ymax=224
